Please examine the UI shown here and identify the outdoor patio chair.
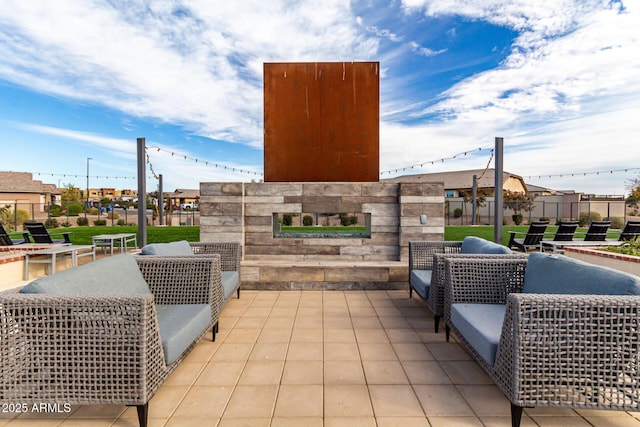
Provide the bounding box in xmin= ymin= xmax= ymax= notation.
xmin=545 ymin=220 xmax=579 ymax=242
xmin=582 ymin=220 xmax=611 ymax=241
xmin=619 ymin=220 xmax=640 ymax=241
xmin=0 ymin=222 xmax=29 ymax=245
xmin=23 ymin=221 xmax=72 ymax=244
xmin=506 ymin=220 xmax=549 ymax=251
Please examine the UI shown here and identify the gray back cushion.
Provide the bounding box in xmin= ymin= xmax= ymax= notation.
xmin=21 ymin=253 xmax=151 ymax=295
xmin=460 ymin=236 xmax=512 ymax=254
xmin=140 ymin=240 xmax=194 ymax=256
xmin=523 ymin=252 xmax=640 ymax=295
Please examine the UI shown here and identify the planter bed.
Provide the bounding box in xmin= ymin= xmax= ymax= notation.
xmin=563 ymin=246 xmax=640 ymax=276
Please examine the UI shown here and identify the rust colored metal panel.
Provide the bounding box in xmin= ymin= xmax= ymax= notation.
xmin=264 ymin=62 xmax=379 ymax=182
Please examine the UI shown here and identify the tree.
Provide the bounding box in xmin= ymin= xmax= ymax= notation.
xmin=503 ymin=190 xmax=536 ymax=224
xmin=61 ymin=183 xmax=82 ymax=205
xmin=626 ymin=175 xmax=640 ymax=211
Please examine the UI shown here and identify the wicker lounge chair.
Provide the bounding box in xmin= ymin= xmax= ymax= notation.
xmin=506 ymin=220 xmax=549 ymax=251
xmin=443 ymin=253 xmax=640 ymax=427
xmin=0 ymin=253 xmax=224 ymax=427
xmin=0 ymin=222 xmax=29 ymax=245
xmin=23 ymin=221 xmax=72 ymax=244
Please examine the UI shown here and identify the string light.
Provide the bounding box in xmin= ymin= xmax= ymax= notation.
xmin=146 ymin=145 xmax=264 ymax=177
xmin=524 ymin=167 xmax=640 ymax=180
xmin=380 ymin=147 xmax=492 ymax=176
xmin=13 ymin=171 xmax=136 ymax=180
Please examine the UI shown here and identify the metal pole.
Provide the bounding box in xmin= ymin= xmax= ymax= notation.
xmin=137 ymin=138 xmax=147 ymax=247
xmin=85 ymin=157 xmax=92 ymax=218
xmin=158 ymin=174 xmax=164 ymax=226
xmin=472 ymin=175 xmax=477 ymax=225
xmin=494 ymin=137 xmax=504 ymax=244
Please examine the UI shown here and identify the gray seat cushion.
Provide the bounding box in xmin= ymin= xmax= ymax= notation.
xmin=21 ymin=253 xmax=151 ymax=295
xmin=460 ymin=236 xmax=512 ymax=254
xmin=523 ymin=252 xmax=640 ymax=295
xmin=451 ymin=303 xmax=506 ymax=366
xmin=140 ymin=240 xmax=194 ymax=256
xmin=222 ymin=271 xmax=240 ymax=300
xmin=410 ymin=270 xmax=432 ymax=299
xmin=156 ymin=304 xmax=211 ymax=364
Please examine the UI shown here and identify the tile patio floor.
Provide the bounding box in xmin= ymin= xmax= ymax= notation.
xmin=3 ymin=289 xmax=640 ymax=426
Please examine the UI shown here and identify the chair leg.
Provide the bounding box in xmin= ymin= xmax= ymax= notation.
xmin=434 ymin=315 xmax=440 ymax=333
xmin=212 ymin=322 xmax=218 ymax=342
xmin=445 ymin=325 xmax=451 ymax=342
xmin=409 ymin=287 xmax=413 ymax=298
xmin=510 ymin=403 xmax=523 ymax=427
xmin=237 ymin=287 xmax=240 ymax=299
xmin=136 ymin=403 xmax=148 ymax=427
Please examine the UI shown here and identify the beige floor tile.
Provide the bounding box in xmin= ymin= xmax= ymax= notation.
xmin=439 ymin=361 xmax=492 ymax=384
xmin=212 ymin=343 xmax=254 ymax=361
xmin=349 ymin=307 xmax=377 ymax=317
xmin=223 ymin=385 xmax=278 ymax=418
xmin=249 ymin=342 xmax=289 ymax=361
xmin=196 ymin=361 xmax=245 ymax=385
xmin=172 ymin=385 xmax=234 ymax=418
xmin=217 ymin=417 xmax=270 ymax=427
xmin=269 ymin=307 xmax=298 ymax=317
xmin=324 ymin=342 xmax=361 ymax=361
xmin=145 ymin=385 xmax=190 ymax=419
xmin=369 ymin=385 xmax=424 ymax=417
xmin=294 ymin=316 xmax=323 ymax=329
xmin=66 ymin=404 xmax=124 ymax=419
xmin=478 ymin=415 xmax=538 ymax=427
xmin=281 ymin=360 xmax=324 ymax=384
xmin=273 ymin=384 xmax=323 ymax=417
xmin=362 ymin=360 xmax=409 ymax=384
xmin=324 ymin=328 xmax=356 ymax=342
xmin=376 ymin=417 xmax=431 ymax=427
xmin=271 ymin=417 xmax=324 ymax=427
xmin=457 ymin=385 xmax=511 ymax=417
xmin=355 ymin=328 xmax=389 ymax=343
xmin=323 ymin=316 xmax=353 ymax=329
xmin=324 ymin=360 xmax=366 ymax=384
xmin=374 ymin=307 xmax=403 ymax=317
xmin=164 ymin=361 xmax=205 ymax=386
xmin=426 ymin=416 xmax=484 ymax=426
xmin=291 ymin=327 xmax=323 ymax=342
xmin=287 ymin=342 xmax=323 ymax=360
xmin=379 ymin=316 xmax=411 ymax=329
xmin=527 ymin=416 xmax=592 ymax=426
xmin=234 ymin=316 xmax=267 ymax=328
xmin=406 ymin=316 xmax=434 ymax=331
xmin=263 ymin=316 xmax=295 ymax=330
xmin=224 ymin=328 xmax=261 ymax=344
xmin=583 ymin=414 xmax=640 ymax=427
xmin=238 ymin=360 xmax=284 ymax=385
xmin=402 ymin=361 xmax=451 ymax=385
xmin=358 ymin=343 xmax=398 ymax=361
xmin=185 ymin=339 xmax=220 ymax=362
xmin=413 ymin=385 xmax=474 ymax=416
xmin=297 ymin=307 xmax=323 ymax=317
xmin=323 ymin=307 xmax=351 ymax=317
xmin=427 ymin=342 xmax=472 ymax=361
xmin=324 ymin=384 xmax=373 ymax=417
xmin=351 ymin=316 xmax=382 ymax=329
xmin=386 ymin=328 xmax=422 ymax=343
xmin=257 ymin=327 xmax=292 ymax=343
xmin=392 ymin=343 xmax=434 ymax=361
xmin=325 ymin=416 xmax=377 ymax=427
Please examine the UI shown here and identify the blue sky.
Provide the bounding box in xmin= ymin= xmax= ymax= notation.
xmin=1 ymin=0 xmax=638 ymax=196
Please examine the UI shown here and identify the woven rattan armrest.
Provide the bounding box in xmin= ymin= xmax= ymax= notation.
xmin=189 ymin=242 xmax=241 ymax=271
xmin=495 ymin=293 xmax=640 ymax=410
xmin=409 ymin=241 xmax=463 ymax=271
xmin=135 ymin=255 xmax=224 ymax=331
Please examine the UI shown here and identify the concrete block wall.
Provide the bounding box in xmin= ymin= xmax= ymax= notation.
xmin=200 ymin=180 xmax=444 ymax=262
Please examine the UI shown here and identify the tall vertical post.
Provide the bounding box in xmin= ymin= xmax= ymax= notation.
xmin=137 ymin=138 xmax=147 ymax=247
xmin=494 ymin=137 xmax=504 ymax=244
xmin=472 ymin=175 xmax=477 ymax=225
xmin=85 ymin=157 xmax=92 ymax=218
xmin=158 ymin=174 xmax=164 ymax=226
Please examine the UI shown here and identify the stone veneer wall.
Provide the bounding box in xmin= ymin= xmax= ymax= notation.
xmin=200 ymin=181 xmax=444 ymax=289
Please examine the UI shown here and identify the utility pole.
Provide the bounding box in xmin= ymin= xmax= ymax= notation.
xmin=85 ymin=157 xmax=92 ymax=218
xmin=494 ymin=137 xmax=504 ymax=244
xmin=137 ymin=138 xmax=147 ymax=247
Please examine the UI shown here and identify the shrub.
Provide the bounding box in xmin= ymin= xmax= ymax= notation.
xmin=282 ymin=214 xmax=293 ymax=226
xmin=512 ymin=213 xmax=523 ymax=225
xmin=303 ymin=215 xmax=313 ymax=226
xmin=61 ymin=221 xmax=72 ymax=227
xmin=578 ymin=211 xmax=602 ymax=227
xmin=605 ymin=216 xmax=625 ymax=230
xmin=87 ymin=208 xmax=99 ymax=215
xmin=44 ymin=218 xmax=59 ymax=228
xmin=67 ymin=204 xmax=84 ymax=216
xmin=93 ymin=219 xmax=107 ymax=226
xmin=539 ymin=217 xmax=550 ymax=223
xmin=107 ymin=211 xmax=119 ymax=220
xmin=453 ymin=208 xmax=463 ymax=218
xmin=117 ymin=219 xmax=126 ymax=226
xmin=48 ymin=204 xmax=63 ymax=217
xmin=76 ymin=217 xmax=89 ymax=226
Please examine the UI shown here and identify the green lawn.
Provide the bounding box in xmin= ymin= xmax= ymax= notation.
xmin=55 ymin=225 xmax=200 ymax=245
